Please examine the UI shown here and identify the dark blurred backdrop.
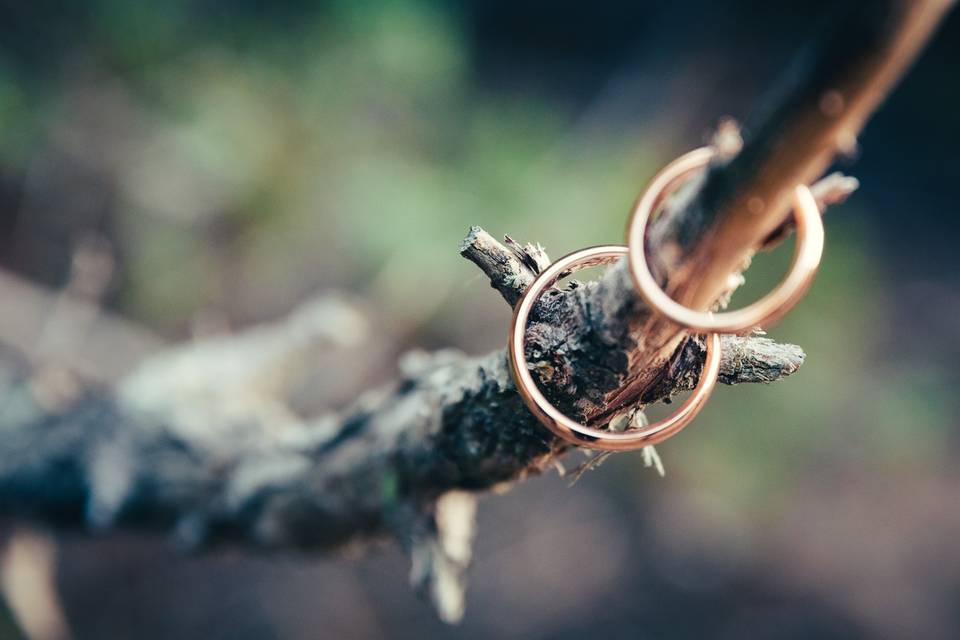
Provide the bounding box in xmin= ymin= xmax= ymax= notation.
xmin=0 ymin=1 xmax=958 ymax=638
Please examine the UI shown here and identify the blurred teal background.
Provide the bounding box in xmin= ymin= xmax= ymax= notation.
xmin=1 ymin=1 xmax=959 ymax=638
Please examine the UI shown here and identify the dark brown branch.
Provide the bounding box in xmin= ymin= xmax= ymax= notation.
xmin=585 ymin=0 xmax=952 ymax=419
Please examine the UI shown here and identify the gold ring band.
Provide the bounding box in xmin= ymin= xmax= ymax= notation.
xmin=626 ymin=147 xmax=824 ymax=334
xmin=508 ymin=245 xmax=721 ymax=451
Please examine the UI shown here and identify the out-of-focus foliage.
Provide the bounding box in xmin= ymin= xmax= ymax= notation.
xmin=0 ymin=1 xmax=651 ymax=334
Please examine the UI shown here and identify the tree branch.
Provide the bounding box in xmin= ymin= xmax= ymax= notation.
xmin=0 ymin=261 xmax=802 ymax=621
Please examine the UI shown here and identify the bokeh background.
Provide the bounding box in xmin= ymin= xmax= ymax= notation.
xmin=1 ymin=1 xmax=959 ymax=638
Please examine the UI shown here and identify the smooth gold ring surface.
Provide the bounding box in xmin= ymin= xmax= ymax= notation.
xmin=626 ymin=147 xmax=824 ymax=334
xmin=508 ymin=245 xmax=720 ymax=451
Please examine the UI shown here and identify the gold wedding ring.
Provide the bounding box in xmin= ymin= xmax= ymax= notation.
xmin=508 ymin=245 xmax=720 ymax=451
xmin=626 ymin=147 xmax=824 ymax=334
xmin=508 ymin=147 xmax=825 ymax=451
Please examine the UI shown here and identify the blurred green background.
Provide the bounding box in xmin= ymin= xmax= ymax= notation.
xmin=1 ymin=1 xmax=958 ymax=638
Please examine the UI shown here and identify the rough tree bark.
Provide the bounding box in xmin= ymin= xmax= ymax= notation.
xmin=0 ymin=0 xmax=951 ymax=623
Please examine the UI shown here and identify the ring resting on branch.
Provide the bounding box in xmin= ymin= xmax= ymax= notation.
xmin=0 ymin=205 xmax=833 ymax=623
xmin=0 ymin=0 xmax=953 ymax=624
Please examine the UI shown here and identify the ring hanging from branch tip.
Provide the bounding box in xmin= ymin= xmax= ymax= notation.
xmin=626 ymin=147 xmax=825 ymax=334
